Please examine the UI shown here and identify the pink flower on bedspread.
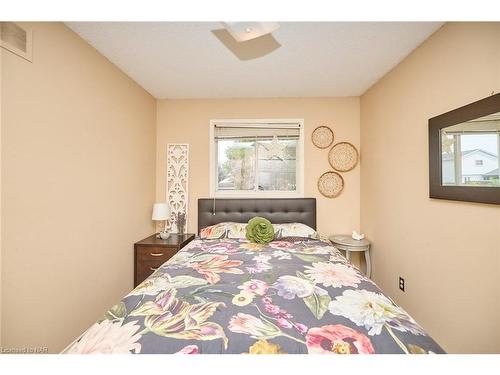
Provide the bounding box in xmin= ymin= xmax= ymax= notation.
xmin=200 ymin=241 xmax=239 ymax=254
xmin=277 ymin=317 xmax=293 ymax=329
xmin=67 ymin=320 xmax=142 ymax=354
xmin=190 ymin=254 xmax=244 ymax=284
xmin=228 ymin=313 xmax=281 ymax=339
xmin=306 ymin=325 xmax=374 ymax=354
xmin=238 ymin=279 xmax=269 ymax=296
xmin=175 ymin=345 xmax=199 ymax=354
xmin=260 ymin=296 xmax=306 ymax=335
xmin=268 ymin=241 xmax=295 ymax=250
xmin=294 ymin=323 xmax=308 ymax=335
xmin=264 ymin=303 xmax=280 ymax=315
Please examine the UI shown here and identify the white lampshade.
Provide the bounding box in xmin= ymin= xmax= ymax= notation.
xmin=152 ymin=203 xmax=170 ymax=221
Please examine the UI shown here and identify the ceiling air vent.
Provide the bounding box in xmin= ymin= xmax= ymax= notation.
xmin=0 ymin=22 xmax=32 ymax=62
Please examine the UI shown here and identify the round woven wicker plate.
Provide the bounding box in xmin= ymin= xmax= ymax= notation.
xmin=311 ymin=126 xmax=334 ymax=149
xmin=328 ymin=142 xmax=359 ymax=172
xmin=317 ymin=171 xmax=344 ymax=198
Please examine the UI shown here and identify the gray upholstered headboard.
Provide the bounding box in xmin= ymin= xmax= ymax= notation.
xmin=197 ymin=198 xmax=316 ymax=234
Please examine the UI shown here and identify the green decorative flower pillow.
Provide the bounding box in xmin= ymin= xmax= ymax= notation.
xmin=246 ymin=217 xmax=275 ymax=244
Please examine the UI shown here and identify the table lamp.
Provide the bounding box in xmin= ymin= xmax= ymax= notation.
xmin=152 ymin=203 xmax=170 ymax=239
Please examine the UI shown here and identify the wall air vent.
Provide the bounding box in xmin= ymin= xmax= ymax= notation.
xmin=0 ymin=22 xmax=32 ymax=62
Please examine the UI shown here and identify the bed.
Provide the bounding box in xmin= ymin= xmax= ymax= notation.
xmin=64 ymin=198 xmax=444 ymax=354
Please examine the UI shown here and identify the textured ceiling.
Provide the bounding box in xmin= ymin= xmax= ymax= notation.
xmin=66 ymin=22 xmax=443 ymax=99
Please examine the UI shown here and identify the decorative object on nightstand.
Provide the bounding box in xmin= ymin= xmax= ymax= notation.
xmin=329 ymin=234 xmax=371 ymax=278
xmin=311 ymin=126 xmax=334 ymax=149
xmin=152 ymin=203 xmax=170 ymax=239
xmin=134 ymin=233 xmax=195 ymax=287
xmin=175 ymin=211 xmax=186 ymax=234
xmin=351 ymin=230 xmax=365 ymax=240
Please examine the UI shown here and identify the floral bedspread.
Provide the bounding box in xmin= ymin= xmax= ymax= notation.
xmin=65 ymin=238 xmax=444 ymax=354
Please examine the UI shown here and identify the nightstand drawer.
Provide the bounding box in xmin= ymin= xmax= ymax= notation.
xmin=136 ymin=246 xmax=177 ymax=263
xmin=136 ymin=258 xmax=167 ymax=276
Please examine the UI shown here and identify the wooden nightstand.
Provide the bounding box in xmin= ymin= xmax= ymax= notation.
xmin=134 ymin=233 xmax=195 ymax=287
xmin=329 ymin=234 xmax=371 ymax=278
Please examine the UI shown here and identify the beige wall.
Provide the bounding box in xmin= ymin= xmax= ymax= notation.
xmin=156 ymin=98 xmax=361 ymax=251
xmin=361 ymin=22 xmax=500 ymax=353
xmin=0 ymin=33 xmax=3 ymax=345
xmin=1 ymin=23 xmax=156 ymax=352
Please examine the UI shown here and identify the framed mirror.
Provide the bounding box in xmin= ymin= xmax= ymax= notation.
xmin=429 ymin=93 xmax=500 ymax=205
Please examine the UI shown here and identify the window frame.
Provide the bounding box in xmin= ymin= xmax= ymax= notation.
xmin=209 ymin=119 xmax=305 ymax=198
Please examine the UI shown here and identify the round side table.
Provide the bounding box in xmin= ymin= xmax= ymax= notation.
xmin=329 ymin=234 xmax=371 ymax=278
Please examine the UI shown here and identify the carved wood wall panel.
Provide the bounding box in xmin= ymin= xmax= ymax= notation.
xmin=166 ymin=144 xmax=189 ymax=233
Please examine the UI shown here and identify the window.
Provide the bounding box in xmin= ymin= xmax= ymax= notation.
xmin=210 ymin=119 xmax=304 ymax=197
xmin=440 ymin=130 xmax=499 ymax=187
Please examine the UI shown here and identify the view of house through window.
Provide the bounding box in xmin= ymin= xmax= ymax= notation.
xmin=212 ymin=121 xmax=302 ymax=195
xmin=441 ymin=115 xmax=500 ymax=187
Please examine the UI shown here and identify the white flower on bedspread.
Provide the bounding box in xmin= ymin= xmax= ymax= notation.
xmin=253 ymin=254 xmax=272 ymax=263
xmin=273 ymin=275 xmax=327 ymax=300
xmin=271 ymin=250 xmax=292 ymax=260
xmin=304 ymin=262 xmax=363 ymax=288
xmin=246 ymin=254 xmax=272 ymax=274
xmin=329 ymin=251 xmax=348 ymax=264
xmin=67 ymin=320 xmax=142 ymax=354
xmin=306 ymin=246 xmax=335 ymax=255
xmin=163 ymin=251 xmax=194 ymax=268
xmin=288 ymin=246 xmax=332 ymax=255
xmin=328 ymin=290 xmax=425 ymax=336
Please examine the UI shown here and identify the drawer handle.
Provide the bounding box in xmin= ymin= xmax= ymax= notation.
xmin=150 ymin=252 xmax=164 ymax=257
xmin=150 ymin=267 xmax=158 ymax=271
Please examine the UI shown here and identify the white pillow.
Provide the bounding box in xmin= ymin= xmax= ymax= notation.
xmin=274 ymin=223 xmax=318 ymax=239
xmin=199 ymin=222 xmax=247 ymax=239
xmin=199 ymin=221 xmax=318 ymax=240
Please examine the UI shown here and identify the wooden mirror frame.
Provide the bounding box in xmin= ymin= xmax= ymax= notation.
xmin=429 ymin=93 xmax=500 ymax=205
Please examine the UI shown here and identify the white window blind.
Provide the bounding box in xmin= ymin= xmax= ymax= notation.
xmin=214 ymin=123 xmax=301 ymax=140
